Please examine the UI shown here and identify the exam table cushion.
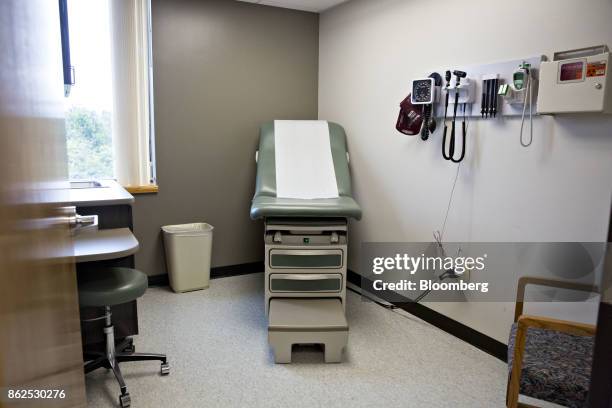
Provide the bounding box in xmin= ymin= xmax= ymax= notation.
xmin=507 ymin=323 xmax=594 ymax=408
xmin=251 ymin=121 xmax=362 ymax=220
xmin=77 ymin=267 xmax=148 ymax=307
xmin=251 ymin=196 xmax=361 ymax=219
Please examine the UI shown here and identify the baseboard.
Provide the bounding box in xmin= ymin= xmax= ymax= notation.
xmin=147 ymin=261 xmax=264 ymax=287
xmin=347 ymin=270 xmax=508 ymax=362
xmin=210 ymin=261 xmax=264 ymax=279
xmin=147 ymin=274 xmax=169 ymax=287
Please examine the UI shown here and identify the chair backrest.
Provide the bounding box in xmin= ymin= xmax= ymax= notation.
xmin=254 ymin=121 xmax=353 ymax=199
xmin=514 ymin=276 xmax=599 ymax=322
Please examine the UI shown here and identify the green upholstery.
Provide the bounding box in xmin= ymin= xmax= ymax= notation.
xmin=250 ymin=121 xmax=362 ymax=220
xmin=78 ymin=267 xmax=148 ymax=307
xmin=251 ymin=196 xmax=361 ymax=219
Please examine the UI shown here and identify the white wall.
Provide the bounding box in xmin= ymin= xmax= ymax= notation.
xmin=319 ymin=0 xmax=612 ymax=342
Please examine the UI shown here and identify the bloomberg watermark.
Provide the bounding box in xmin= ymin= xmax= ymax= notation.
xmin=371 ymin=253 xmax=489 ymax=294
xmin=358 ymin=242 xmax=608 ymax=302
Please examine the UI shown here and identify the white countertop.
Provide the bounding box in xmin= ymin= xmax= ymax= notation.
xmin=67 ymin=179 xmax=134 ymax=207
xmin=40 ymin=179 xmax=134 ymax=207
xmin=73 ymin=228 xmax=139 ymax=263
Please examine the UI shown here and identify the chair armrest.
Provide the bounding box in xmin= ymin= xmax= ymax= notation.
xmin=506 ymin=314 xmax=596 ymax=408
xmin=517 ymin=314 xmax=596 ymax=337
xmin=514 ymin=276 xmax=599 ymax=322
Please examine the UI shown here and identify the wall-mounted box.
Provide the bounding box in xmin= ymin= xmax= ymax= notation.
xmin=537 ymin=45 xmax=612 ymax=114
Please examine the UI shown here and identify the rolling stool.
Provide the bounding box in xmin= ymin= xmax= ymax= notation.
xmin=78 ymin=267 xmax=169 ymax=408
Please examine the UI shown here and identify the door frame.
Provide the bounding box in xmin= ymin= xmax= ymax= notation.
xmin=588 ymin=203 xmax=612 ymax=407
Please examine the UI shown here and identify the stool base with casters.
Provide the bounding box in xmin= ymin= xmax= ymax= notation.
xmin=83 ymin=306 xmax=169 ymax=408
xmin=78 ymin=267 xmax=170 ymax=408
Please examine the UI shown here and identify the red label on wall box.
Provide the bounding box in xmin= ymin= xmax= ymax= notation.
xmin=587 ymin=61 xmax=607 ymax=77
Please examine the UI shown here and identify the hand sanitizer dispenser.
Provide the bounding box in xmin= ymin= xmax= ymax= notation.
xmin=537 ymin=45 xmax=612 ymax=114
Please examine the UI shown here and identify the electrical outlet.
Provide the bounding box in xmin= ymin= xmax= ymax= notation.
xmin=463 ymin=267 xmax=471 ymax=282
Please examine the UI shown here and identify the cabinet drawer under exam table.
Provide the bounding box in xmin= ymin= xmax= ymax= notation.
xmin=268 ymin=249 xmax=343 ymax=269
xmin=269 ymin=273 xmax=343 ymax=293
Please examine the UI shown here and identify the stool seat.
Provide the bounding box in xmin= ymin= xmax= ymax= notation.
xmin=78 ymin=267 xmax=148 ymax=307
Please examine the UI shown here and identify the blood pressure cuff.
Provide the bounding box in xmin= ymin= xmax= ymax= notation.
xmin=396 ymin=94 xmax=423 ymax=136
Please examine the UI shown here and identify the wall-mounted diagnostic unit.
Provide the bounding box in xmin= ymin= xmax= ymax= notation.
xmin=425 ymin=55 xmax=544 ymax=119
xmin=537 ymin=45 xmax=611 ymax=114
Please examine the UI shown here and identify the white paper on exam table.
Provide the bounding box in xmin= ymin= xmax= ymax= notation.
xmin=274 ymin=120 xmax=339 ymax=199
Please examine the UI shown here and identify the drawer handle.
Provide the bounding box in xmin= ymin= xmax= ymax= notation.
xmin=272 ymin=274 xmax=338 ymax=281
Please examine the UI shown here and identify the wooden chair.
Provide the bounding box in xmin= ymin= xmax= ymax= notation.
xmin=506 ymin=276 xmax=598 ymax=408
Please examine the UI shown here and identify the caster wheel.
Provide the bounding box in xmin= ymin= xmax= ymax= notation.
xmin=160 ymin=362 xmax=170 ymax=376
xmin=122 ymin=344 xmax=135 ymax=354
xmin=119 ymin=393 xmax=131 ymax=408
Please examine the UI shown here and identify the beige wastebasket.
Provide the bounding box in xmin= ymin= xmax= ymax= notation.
xmin=162 ymin=223 xmax=213 ymax=293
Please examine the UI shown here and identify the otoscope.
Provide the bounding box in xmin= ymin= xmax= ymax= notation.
xmin=450 ymin=72 xmax=463 ymax=155
xmin=453 ymin=71 xmax=467 ymax=163
xmin=444 ymin=71 xmax=466 ymax=161
xmin=442 ymin=70 xmax=452 ymax=160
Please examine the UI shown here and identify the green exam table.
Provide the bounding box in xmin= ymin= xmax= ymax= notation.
xmin=251 ymin=120 xmax=361 ymax=363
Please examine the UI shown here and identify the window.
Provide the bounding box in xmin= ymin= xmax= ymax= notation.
xmin=61 ymin=0 xmax=156 ymax=188
xmin=63 ymin=0 xmax=113 ymax=180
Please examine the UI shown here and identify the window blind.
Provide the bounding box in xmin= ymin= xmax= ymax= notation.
xmin=109 ymin=0 xmax=153 ymax=187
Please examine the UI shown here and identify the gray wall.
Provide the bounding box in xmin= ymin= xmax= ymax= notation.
xmin=133 ymin=0 xmax=319 ymax=276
